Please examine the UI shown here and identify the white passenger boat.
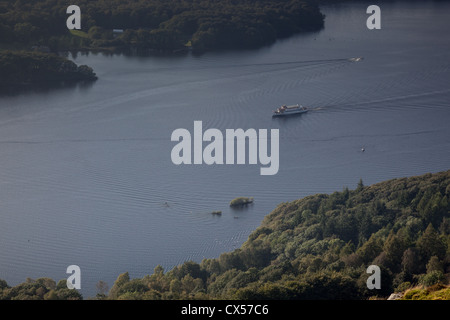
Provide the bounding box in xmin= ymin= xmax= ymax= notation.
xmin=272 ymin=104 xmax=308 ymax=117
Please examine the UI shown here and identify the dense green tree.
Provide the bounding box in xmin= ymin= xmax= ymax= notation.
xmin=355 ymin=233 xmax=383 ymax=264
xmin=108 ymin=272 xmax=130 ymax=299
xmin=383 ymin=231 xmax=408 ymax=272
xmin=0 ymin=278 xmax=82 ymax=300
xmin=401 ymin=247 xmax=420 ymax=275
xmin=427 ymin=256 xmax=444 ymax=273
xmin=417 ymin=224 xmax=447 ymax=263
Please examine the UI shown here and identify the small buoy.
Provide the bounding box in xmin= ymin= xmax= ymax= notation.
xmin=361 ymin=148 xmax=365 ymax=152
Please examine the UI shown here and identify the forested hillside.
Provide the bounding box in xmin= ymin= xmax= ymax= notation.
xmin=0 ymin=0 xmax=324 ymax=53
xmin=102 ymin=170 xmax=449 ymax=300
xmin=1 ymin=171 xmax=449 ymax=300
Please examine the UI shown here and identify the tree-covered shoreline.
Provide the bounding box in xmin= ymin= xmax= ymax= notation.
xmin=1 ymin=170 xmax=449 ymax=300
xmin=0 ymin=0 xmax=324 ymax=90
xmin=0 ymin=0 xmax=325 ymax=54
xmin=0 ymin=50 xmax=97 ymax=92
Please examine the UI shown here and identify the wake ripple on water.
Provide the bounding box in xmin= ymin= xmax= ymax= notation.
xmin=317 ymin=88 xmax=450 ymax=114
xmin=191 ymin=57 xmax=360 ymax=129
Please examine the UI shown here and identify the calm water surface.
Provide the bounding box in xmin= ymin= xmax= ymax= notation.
xmin=1 ymin=1 xmax=450 ymax=297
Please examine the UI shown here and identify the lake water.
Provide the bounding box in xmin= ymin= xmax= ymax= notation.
xmin=1 ymin=1 xmax=450 ymax=298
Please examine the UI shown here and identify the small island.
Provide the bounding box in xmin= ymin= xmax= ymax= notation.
xmin=229 ymin=197 xmax=254 ymax=207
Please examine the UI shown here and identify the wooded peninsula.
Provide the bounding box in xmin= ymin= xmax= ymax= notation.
xmin=0 ymin=50 xmax=97 ymax=90
xmin=1 ymin=170 xmax=449 ymax=300
xmin=0 ymin=0 xmax=324 ymax=90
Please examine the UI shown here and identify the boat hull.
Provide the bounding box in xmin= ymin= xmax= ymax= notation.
xmin=272 ymin=109 xmax=308 ymax=117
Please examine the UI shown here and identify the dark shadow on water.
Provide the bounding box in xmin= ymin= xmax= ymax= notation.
xmin=230 ymin=202 xmax=254 ymax=212
xmin=0 ymin=80 xmax=96 ymax=97
xmin=271 ymin=113 xmax=309 ymax=122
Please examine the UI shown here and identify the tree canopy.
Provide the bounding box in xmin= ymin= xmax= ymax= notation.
xmin=101 ymin=170 xmax=450 ymax=300
xmin=0 ymin=0 xmax=325 ymax=53
xmin=0 ymin=49 xmax=97 ymax=92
